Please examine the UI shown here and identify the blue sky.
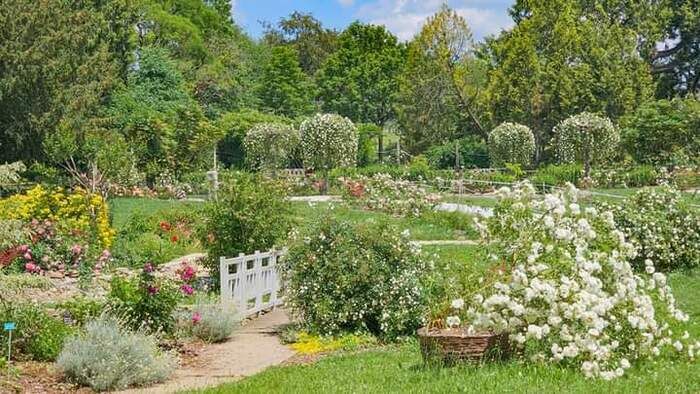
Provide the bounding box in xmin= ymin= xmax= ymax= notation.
xmin=233 ymin=0 xmax=515 ymax=42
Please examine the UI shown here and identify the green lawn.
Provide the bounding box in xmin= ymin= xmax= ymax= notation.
xmin=291 ymin=202 xmax=478 ymax=241
xmin=109 ymin=197 xmax=203 ymax=230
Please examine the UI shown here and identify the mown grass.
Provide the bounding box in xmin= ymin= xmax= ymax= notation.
xmin=109 ymin=197 xmax=203 ymax=230
xmin=291 ymin=202 xmax=478 ymax=241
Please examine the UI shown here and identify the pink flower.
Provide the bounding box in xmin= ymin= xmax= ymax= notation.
xmin=143 ymin=262 xmax=155 ymax=273
xmin=71 ymin=244 xmax=82 ymax=255
xmin=192 ymin=312 xmax=202 ymax=325
xmin=25 ymin=262 xmax=38 ymax=273
xmin=179 ymin=265 xmax=196 ymax=282
xmin=23 ymin=252 xmax=32 ymax=260
xmin=180 ymin=284 xmax=194 ymax=296
xmin=147 ymin=285 xmax=159 ymax=295
xmin=19 ymin=245 xmax=29 ymax=253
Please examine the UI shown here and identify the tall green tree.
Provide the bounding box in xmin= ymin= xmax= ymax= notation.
xmin=316 ymin=22 xmax=405 ymax=161
xmin=652 ymin=0 xmax=700 ymax=97
xmin=396 ymin=5 xmax=488 ymax=154
xmin=257 ymin=46 xmax=314 ymax=118
xmin=0 ymin=0 xmax=134 ymax=163
xmin=486 ymin=0 xmax=655 ymax=162
xmin=263 ymin=12 xmax=338 ymax=75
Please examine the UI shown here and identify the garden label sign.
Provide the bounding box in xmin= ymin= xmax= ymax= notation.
xmin=4 ymin=321 xmax=15 ymax=364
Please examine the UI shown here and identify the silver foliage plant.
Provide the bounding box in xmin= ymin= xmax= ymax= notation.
xmin=57 ymin=317 xmax=174 ymax=392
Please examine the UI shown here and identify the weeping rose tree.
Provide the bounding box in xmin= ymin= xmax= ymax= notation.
xmin=488 ymin=122 xmax=536 ymax=167
xmin=446 ymin=182 xmax=698 ymax=380
xmin=554 ymin=112 xmax=619 ymax=180
xmin=243 ymin=122 xmax=300 ymax=173
xmin=300 ymin=114 xmax=358 ymax=193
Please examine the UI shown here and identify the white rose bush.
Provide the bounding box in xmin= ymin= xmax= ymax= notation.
xmin=488 ymin=122 xmax=536 ymax=167
xmin=299 ymin=113 xmax=358 ymax=172
xmin=448 ymin=182 xmax=699 ymax=380
xmin=554 ymin=112 xmax=620 ymax=179
xmin=243 ymin=122 xmax=300 ymax=171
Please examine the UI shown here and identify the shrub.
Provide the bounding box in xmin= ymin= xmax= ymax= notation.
xmin=554 ymin=112 xmax=619 ymax=178
xmin=107 ymin=263 xmax=181 ymax=334
xmin=488 ymin=122 xmax=535 ymax=167
xmin=590 ymin=165 xmax=659 ymax=188
xmin=341 ymin=173 xmax=441 ymax=217
xmin=356 ymin=123 xmax=381 ymax=166
xmin=244 ymin=123 xmax=300 ymax=171
xmin=57 ymin=317 xmax=174 ymax=391
xmin=0 ymin=185 xmax=114 ymax=248
xmin=453 ymin=182 xmax=697 ymax=379
xmin=281 ymin=217 xmax=429 ymax=339
xmin=426 ymin=136 xmax=490 ymax=169
xmin=621 ymin=98 xmax=700 ymax=166
xmin=57 ymin=297 xmax=105 ymax=326
xmin=0 ymin=304 xmax=74 ymax=361
xmin=530 ymin=164 xmax=583 ymax=187
xmin=600 ymin=186 xmax=700 ymax=271
xmin=199 ymin=173 xmax=292 ymax=282
xmin=175 ymin=297 xmax=240 ymax=343
xmin=300 ymin=113 xmax=358 ymax=172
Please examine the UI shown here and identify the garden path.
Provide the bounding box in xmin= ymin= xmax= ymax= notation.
xmin=417 ymin=240 xmax=478 ymax=246
xmin=287 ymin=195 xmax=341 ymax=202
xmin=119 ymin=308 xmax=294 ymax=394
xmin=434 ymin=202 xmax=493 ymax=217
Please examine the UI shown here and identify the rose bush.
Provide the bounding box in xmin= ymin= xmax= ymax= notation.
xmin=341 ymin=173 xmax=441 ymax=217
xmin=281 ymin=217 xmax=429 ymax=339
xmin=599 ymin=186 xmax=700 ymax=272
xmin=299 ymin=113 xmax=358 ymax=172
xmin=243 ymin=122 xmax=300 ymax=171
xmin=554 ymin=112 xmax=619 ymax=179
xmin=488 ymin=122 xmax=535 ymax=167
xmin=448 ymin=182 xmax=698 ymax=379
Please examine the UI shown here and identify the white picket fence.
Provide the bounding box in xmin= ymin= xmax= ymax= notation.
xmin=219 ymin=249 xmax=286 ymax=317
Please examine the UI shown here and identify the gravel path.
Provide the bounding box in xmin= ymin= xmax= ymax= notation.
xmin=287 ymin=195 xmax=341 ymax=202
xmin=120 ymin=309 xmax=294 ymax=394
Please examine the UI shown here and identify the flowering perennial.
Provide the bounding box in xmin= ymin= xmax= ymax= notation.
xmin=454 ymin=182 xmax=698 ymax=379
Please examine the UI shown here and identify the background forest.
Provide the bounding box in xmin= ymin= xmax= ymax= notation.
xmin=1 ymin=0 xmax=699 ymax=189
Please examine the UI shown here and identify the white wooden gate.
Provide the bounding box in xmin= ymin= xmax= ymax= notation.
xmin=219 ymin=249 xmax=285 ymax=317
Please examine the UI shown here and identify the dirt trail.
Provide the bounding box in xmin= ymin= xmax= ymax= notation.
xmin=119 ymin=308 xmax=293 ymax=394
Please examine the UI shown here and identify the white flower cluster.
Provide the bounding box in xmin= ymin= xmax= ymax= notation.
xmin=600 ymin=186 xmax=700 ymax=271
xmin=488 ymin=122 xmax=536 ymax=167
xmin=300 ymin=113 xmax=358 ymax=171
xmin=243 ymin=122 xmax=300 ymax=171
xmin=554 ymin=112 xmax=619 ymax=169
xmin=461 ymin=182 xmax=698 ymax=379
xmin=343 ymin=173 xmax=441 ymax=217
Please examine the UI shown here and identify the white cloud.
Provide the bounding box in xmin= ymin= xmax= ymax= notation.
xmin=356 ymin=0 xmax=513 ymax=41
xmin=338 ymin=0 xmax=355 ymax=6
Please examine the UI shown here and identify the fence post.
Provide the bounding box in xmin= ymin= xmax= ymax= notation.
xmin=219 ymin=256 xmax=229 ymax=305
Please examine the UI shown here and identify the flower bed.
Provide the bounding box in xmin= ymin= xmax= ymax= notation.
xmin=341 ymin=173 xmax=441 ymax=217
xmin=446 ymin=182 xmax=699 ymax=379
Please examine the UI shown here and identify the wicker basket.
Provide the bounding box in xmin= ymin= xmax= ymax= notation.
xmin=417 ymin=327 xmax=509 ymax=365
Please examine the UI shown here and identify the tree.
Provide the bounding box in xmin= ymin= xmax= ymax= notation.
xmin=621 ymin=98 xmax=700 ymax=165
xmin=106 ymin=47 xmax=221 ymax=181
xmin=0 ymin=0 xmax=132 ymax=163
xmin=554 ymin=112 xmax=620 ymax=179
xmin=652 ymin=0 xmax=700 ymax=97
xmin=216 ymin=109 xmax=293 ymax=169
xmin=257 ymin=46 xmax=314 ymax=118
xmin=488 ymin=123 xmax=536 ymax=168
xmin=316 ymin=22 xmax=405 ymax=162
xmin=486 ymin=0 xmax=654 ymax=162
xmin=396 ymin=5 xmax=488 ymax=154
xmin=263 ymin=11 xmax=338 ymax=75
xmin=299 ymin=114 xmax=357 ymax=190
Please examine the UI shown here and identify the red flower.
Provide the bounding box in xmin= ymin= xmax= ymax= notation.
xmin=192 ymin=312 xmax=202 ymax=324
xmin=159 ymin=221 xmax=172 ymax=232
xmin=170 ymin=234 xmax=179 ymax=243
xmin=180 ymin=284 xmax=194 ymax=296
